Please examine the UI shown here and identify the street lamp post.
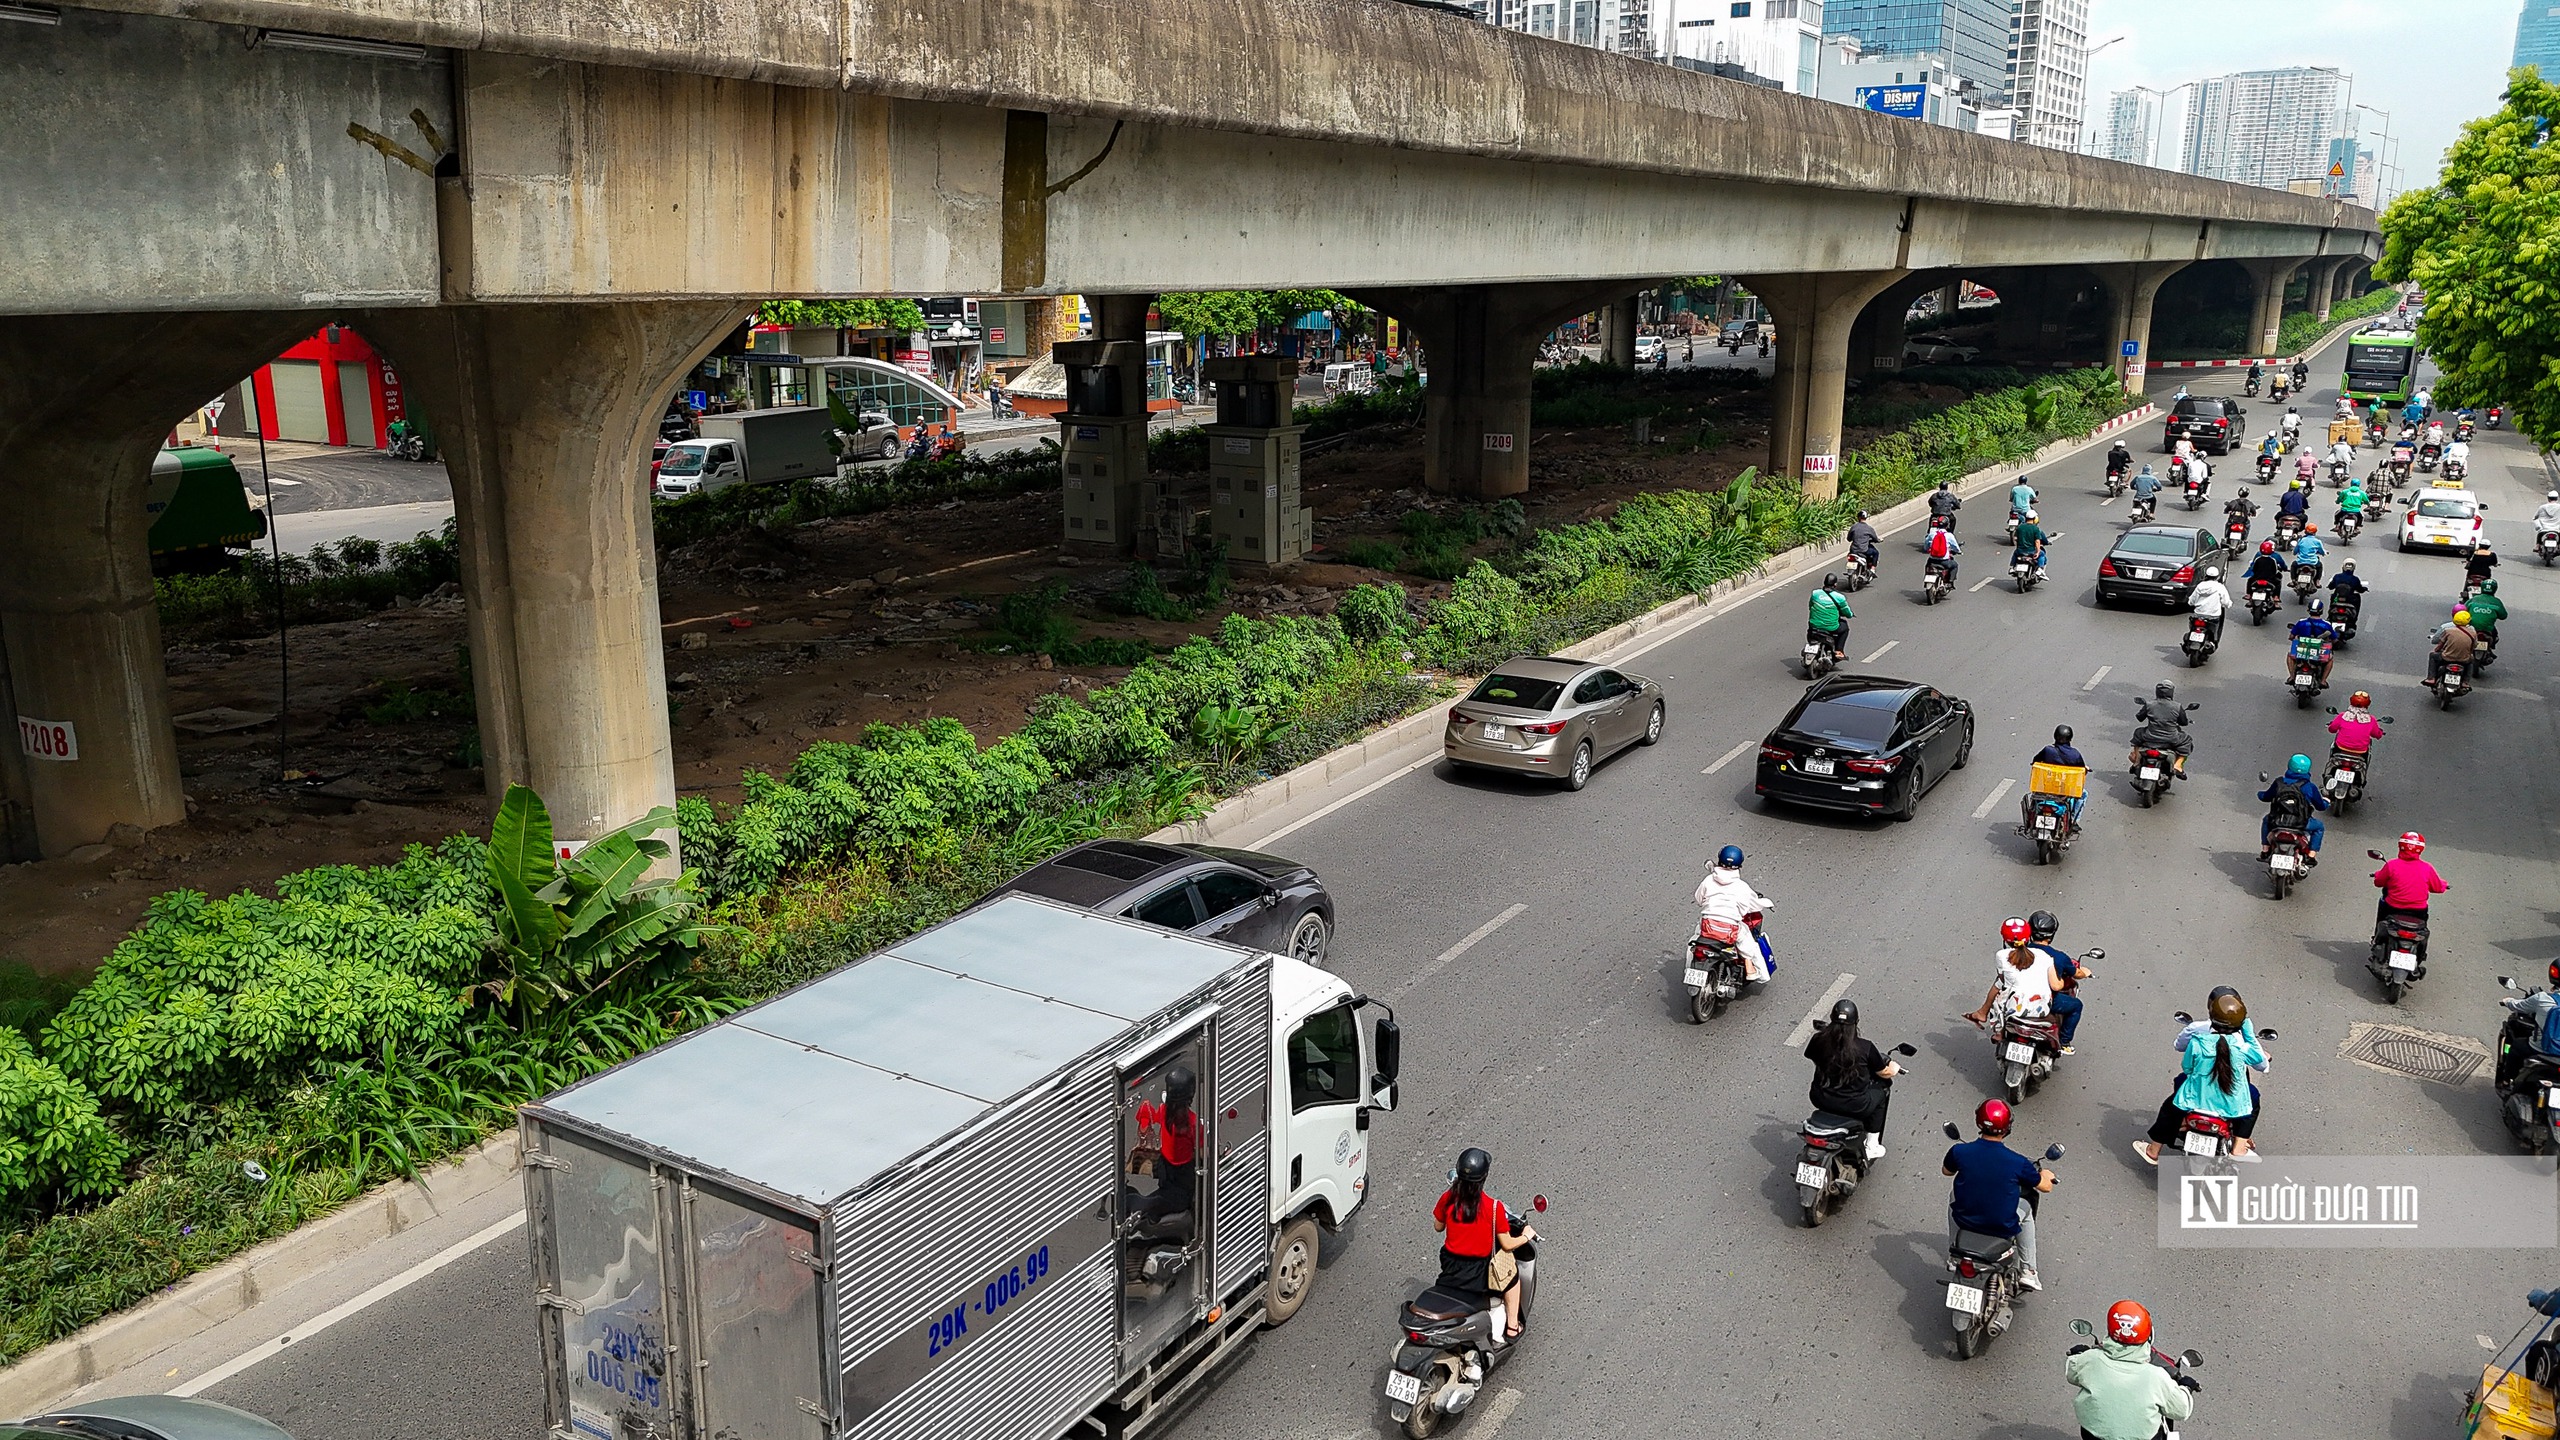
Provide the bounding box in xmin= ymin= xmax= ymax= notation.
xmin=2355 ymin=102 xmax=2395 ymax=208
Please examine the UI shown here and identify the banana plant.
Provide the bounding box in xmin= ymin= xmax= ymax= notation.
xmin=474 ymin=785 xmax=713 ymax=1013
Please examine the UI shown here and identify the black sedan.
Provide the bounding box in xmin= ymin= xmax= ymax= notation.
xmin=983 ymin=838 xmax=1336 ymax=966
xmin=1753 ymin=675 xmax=1975 ymax=821
xmin=2096 ymin=524 xmax=2227 ymax=608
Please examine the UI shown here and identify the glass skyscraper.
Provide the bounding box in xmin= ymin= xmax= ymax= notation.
xmin=2518 ymin=1 xmax=2560 ymax=78
xmin=1821 ymin=0 xmax=2012 ymax=99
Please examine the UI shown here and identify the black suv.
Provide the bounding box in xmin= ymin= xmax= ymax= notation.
xmin=2163 ymin=396 xmax=2247 ymax=455
xmin=982 ymin=839 xmax=1336 ymax=966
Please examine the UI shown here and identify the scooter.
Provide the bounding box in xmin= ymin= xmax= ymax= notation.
xmin=2012 ymin=555 xmax=2041 ymax=594
xmin=2288 ymin=561 xmax=2322 ymax=607
xmin=2489 ymin=406 xmax=2506 ymax=430
xmin=2020 ymin=789 xmax=2076 ymax=864
xmin=1802 ymin=630 xmax=1840 ymax=681
xmin=2331 ymin=588 xmax=2362 ymax=640
xmin=1942 ymin=1122 xmax=2064 ymax=1360
xmin=2444 ymin=458 xmax=2468 ymax=483
xmin=2182 ymin=614 xmax=2218 ymax=668
xmin=1843 ymin=549 xmax=1876 ymax=592
xmin=1921 ymin=559 xmax=1954 ymax=606
xmin=2540 ymin=529 xmax=2560 ymax=567
xmin=2103 ymin=458 xmax=2130 ymax=498
xmin=2182 ymin=472 xmax=2209 ymax=510
xmin=2336 ymin=508 xmax=2362 ymax=544
xmin=2319 ymin=718 xmax=2388 ymax=817
xmin=2164 ymin=1011 xmax=2279 ymax=1156
xmin=2131 ymin=744 xmax=2180 ymax=808
xmin=2223 ymin=514 xmax=2250 ymax=552
xmin=2493 ymin=974 xmax=2560 ymax=1154
xmin=2367 ymin=855 xmax=2432 ymax=1002
xmin=2328 ymin=458 xmax=2350 ymax=484
xmin=1682 ymin=911 xmax=1763 ymax=1023
xmin=1385 ymin=1196 xmax=1547 ymax=1437
xmin=2130 ymin=492 xmax=2158 ymax=524
xmin=2419 ymin=443 xmax=2442 ymax=474
xmin=1982 ymin=953 xmax=2102 ymax=1103
xmin=2274 ymin=510 xmax=2305 ymax=544
xmin=2243 ymin=576 xmax=2281 ymax=626
xmin=1794 ymin=1039 xmax=1918 ymax=1227
xmin=2254 ymin=453 xmax=2280 ymax=484
xmin=2260 ymin=779 xmax=2317 ymax=899
xmin=2067 ymin=1319 xmax=2205 ymax=1438
xmin=2432 ymin=656 xmax=2473 ymax=710
xmin=2243 ymin=372 xmax=2262 ymax=396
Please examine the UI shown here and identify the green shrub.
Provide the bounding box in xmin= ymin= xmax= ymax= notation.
xmin=1335 ymin=581 xmax=1412 ymax=644
xmin=0 ymin=1029 xmax=125 ymax=1205
xmin=1332 ymin=537 xmax=1405 ymax=572
xmin=1103 ymin=563 xmax=1195 ymax=622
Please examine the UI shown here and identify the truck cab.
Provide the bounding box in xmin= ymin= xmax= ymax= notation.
xmin=650 ymin=437 xmax=742 ymax=497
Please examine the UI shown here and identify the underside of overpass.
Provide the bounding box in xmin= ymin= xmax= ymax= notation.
xmin=0 ymin=0 xmax=2381 ymax=861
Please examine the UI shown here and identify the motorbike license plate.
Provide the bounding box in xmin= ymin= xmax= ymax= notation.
xmin=1795 ymin=1163 xmax=1828 ymax=1189
xmin=2545 ymin=1085 xmax=2560 ymax=1111
xmin=2140 ymin=766 xmax=2162 ymax=782
xmin=1945 ymin=1283 xmax=1986 ymax=1316
xmin=1683 ymin=967 xmax=1712 ymax=990
xmin=2269 ymin=854 xmax=2298 ymax=873
xmin=2035 ymin=815 xmax=2056 ymax=832
xmin=2388 ymin=950 xmax=2418 ymax=972
xmin=2293 ymin=674 xmax=2315 ymax=689
xmin=2181 ymin=1130 xmax=2222 ymax=1158
xmin=1480 ymin=723 xmax=1506 ymax=741
xmin=1803 ymin=758 xmax=1836 ymax=776
xmin=1384 ymin=1371 xmax=1423 ymax=1405
xmin=2004 ymin=1041 xmax=2038 ymax=1064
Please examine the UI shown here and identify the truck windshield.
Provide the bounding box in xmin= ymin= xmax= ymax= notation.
xmin=659 ymin=447 xmax=707 ymax=475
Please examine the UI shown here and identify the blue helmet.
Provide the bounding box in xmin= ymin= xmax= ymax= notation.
xmin=2286 ymin=754 xmax=2312 ymax=778
xmin=1717 ymin=845 xmax=1745 ymax=868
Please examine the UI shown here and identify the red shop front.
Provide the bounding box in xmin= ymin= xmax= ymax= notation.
xmin=228 ymin=324 xmax=408 ymax=448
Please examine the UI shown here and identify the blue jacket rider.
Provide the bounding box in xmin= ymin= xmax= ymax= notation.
xmin=2291 ymin=532 xmax=2327 ymax=584
xmin=2277 ymin=485 xmax=2310 ymax=518
xmin=2129 ymin=465 xmax=2162 ymax=500
xmin=2258 ymin=755 xmax=2330 ymax=857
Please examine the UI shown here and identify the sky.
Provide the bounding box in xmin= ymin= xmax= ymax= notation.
xmin=2082 ymin=0 xmax=2520 ymax=199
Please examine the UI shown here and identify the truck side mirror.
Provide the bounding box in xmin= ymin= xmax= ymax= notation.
xmin=1372 ymin=1015 xmax=1401 ymax=1084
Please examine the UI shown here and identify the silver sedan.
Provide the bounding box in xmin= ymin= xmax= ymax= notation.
xmin=1443 ymin=656 xmax=1666 ymax=791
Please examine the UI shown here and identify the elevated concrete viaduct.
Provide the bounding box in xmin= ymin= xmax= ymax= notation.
xmin=2 ymin=0 xmax=2378 ymax=859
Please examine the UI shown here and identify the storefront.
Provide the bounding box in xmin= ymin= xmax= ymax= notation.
xmin=221 ymin=324 xmax=408 ymax=449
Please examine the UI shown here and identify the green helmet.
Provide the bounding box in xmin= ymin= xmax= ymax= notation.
xmin=2480 ymin=578 xmax=2499 ymax=596
xmin=2286 ymin=753 xmax=2313 ymax=779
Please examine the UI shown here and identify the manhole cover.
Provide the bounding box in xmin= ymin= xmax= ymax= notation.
xmin=2340 ymin=1022 xmax=2490 ymax=1086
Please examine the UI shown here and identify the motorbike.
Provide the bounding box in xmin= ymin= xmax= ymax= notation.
xmin=2243 ymin=373 xmax=2262 ymax=396
xmin=1683 ymin=910 xmax=1763 ymax=1023
xmin=2388 ymin=455 xmax=2413 ymax=485
xmin=2365 ymin=854 xmax=2433 ymax=1002
xmin=2336 ymin=508 xmax=2362 ymax=544
xmin=2164 ymin=1011 xmax=2278 ymax=1156
xmin=2274 ymin=510 xmax=2305 ymax=544
xmin=2182 ymin=614 xmax=2219 ymax=668
xmin=2489 ymin=406 xmax=2506 ymax=429
xmin=2477 ymin=628 xmax=2500 ymax=674
xmin=1385 ymin=1195 xmax=1546 ymax=1436
xmin=2494 ymin=975 xmax=2560 ymax=1153
xmin=2331 ymin=588 xmax=2361 ymax=639
xmin=2012 ymin=555 xmax=2041 ymax=594
xmin=2182 ymin=473 xmax=2208 ymax=511
xmin=2260 ymin=779 xmax=2317 ymax=899
xmin=2540 ymin=529 xmax=2560 ymax=566
xmin=2003 ymin=507 xmax=2027 ymax=546
xmin=1843 ymin=550 xmax=1876 ymax=592
xmin=2020 ymin=789 xmax=2077 ymax=864
xmin=2131 ymin=737 xmax=2185 ymax=808
xmin=2445 ymin=459 xmax=2468 ymax=483
xmin=1921 ymin=560 xmax=1954 ymax=606
xmin=2223 ymin=515 xmax=2250 ymax=553
xmin=2130 ymin=492 xmax=2158 ymax=524
xmin=2104 ymin=455 xmax=2131 ymax=496
xmin=2418 ymin=444 xmax=2442 ymax=474
xmin=2254 ymin=453 xmax=2280 ymax=484
xmin=2328 ymin=458 xmax=2350 ymax=484
xmin=2244 ymin=576 xmax=2281 ymax=626
xmin=2457 ymin=420 xmax=2477 ymax=443
xmin=1794 ymin=1038 xmax=1919 ymax=1227
xmin=2067 ymin=1319 xmax=2205 ymax=1439
xmin=1987 ymin=954 xmax=2102 ymax=1103
xmin=1802 ymin=629 xmax=1840 ymax=680
xmin=2288 ymin=561 xmax=2322 ymax=606
xmin=1941 ymin=1121 xmax=2065 ymax=1360
xmin=2433 ymin=656 xmax=2474 ymax=710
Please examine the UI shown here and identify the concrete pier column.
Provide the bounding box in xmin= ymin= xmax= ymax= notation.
xmin=1354 ymin=283 xmax=1635 ymax=498
xmin=2094 ymin=261 xmax=2189 ymax=394
xmin=362 ymin=302 xmax=747 ymax=855
xmin=0 ymin=311 xmax=314 ymax=858
xmin=1846 ymin=272 xmax=1945 ymax=381
xmin=2238 ymin=258 xmax=2302 ymax=357
xmin=1743 ymin=270 xmax=1911 ymax=499
xmin=2307 ymin=258 xmax=2351 ymax=322
xmin=1601 ymin=297 xmax=1639 ymax=368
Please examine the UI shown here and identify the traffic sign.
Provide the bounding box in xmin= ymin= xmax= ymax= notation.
xmin=2122 ymin=340 xmax=2141 ymax=357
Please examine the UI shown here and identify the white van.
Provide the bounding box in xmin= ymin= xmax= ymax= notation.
xmin=1323 ymin=361 xmax=1374 ymax=395
xmin=650 ymin=437 xmax=744 ymax=497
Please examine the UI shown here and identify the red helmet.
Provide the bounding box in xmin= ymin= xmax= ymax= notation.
xmin=2260 ymin=539 xmax=2276 ymax=554
xmin=2107 ymin=1299 xmax=2154 ymax=1346
xmin=2000 ymin=916 xmax=2031 ymax=945
xmin=2398 ymin=831 xmax=2426 ymax=858
xmin=1975 ymin=1098 xmax=2013 ymax=1136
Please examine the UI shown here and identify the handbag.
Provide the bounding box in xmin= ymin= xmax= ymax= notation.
xmin=1488 ymin=1247 xmax=1518 ymax=1291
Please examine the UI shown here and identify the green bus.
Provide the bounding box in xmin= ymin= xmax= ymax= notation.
xmin=148 ymin=445 xmax=266 ymax=573
xmin=2340 ymin=330 xmax=2419 ymax=405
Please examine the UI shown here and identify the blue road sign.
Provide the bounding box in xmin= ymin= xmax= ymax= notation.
xmin=1857 ymin=85 xmax=1928 ymax=120
xmin=2121 ymin=341 xmax=2141 ymax=357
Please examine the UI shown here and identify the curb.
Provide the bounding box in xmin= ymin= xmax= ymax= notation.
xmin=0 ymin=1134 xmax=520 ymax=1417
xmin=1153 ymin=400 xmax=2157 ymax=849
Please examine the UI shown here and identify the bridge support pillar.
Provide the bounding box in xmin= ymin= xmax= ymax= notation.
xmin=1848 ymin=272 xmax=1947 ymax=382
xmin=2307 ymin=257 xmax=2352 ymax=322
xmin=1745 ymin=269 xmax=1910 ymax=500
xmin=1353 ymin=283 xmax=1636 ymax=498
xmin=2239 ymin=258 xmax=2302 ymax=357
xmin=1601 ymin=297 xmax=1639 ymax=368
xmin=361 ymin=301 xmax=746 ymax=859
xmin=2094 ymin=261 xmax=2188 ymax=395
xmin=0 ymin=311 xmax=313 ymax=859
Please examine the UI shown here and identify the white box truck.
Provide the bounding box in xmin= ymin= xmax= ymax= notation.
xmin=520 ymin=893 xmax=1401 ymax=1440
xmin=659 ymin=406 xmax=838 ymax=495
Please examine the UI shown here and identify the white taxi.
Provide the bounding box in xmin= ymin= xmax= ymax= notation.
xmin=2400 ymin=481 xmax=2485 ymax=554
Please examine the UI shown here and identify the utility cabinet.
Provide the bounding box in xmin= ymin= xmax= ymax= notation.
xmin=1056 ymin=340 xmax=1150 ymax=556
xmin=1201 ymin=357 xmax=1313 ymax=567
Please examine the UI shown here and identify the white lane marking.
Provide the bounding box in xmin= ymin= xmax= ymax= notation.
xmin=1969 ymin=575 xmax=1995 ymax=592
xmin=171 ymin=1210 xmax=528 ymax=1396
xmin=1861 ymin=640 xmax=1899 ymax=663
xmin=1474 ymin=1386 xmax=1527 ymax=1437
xmin=1253 ymin=752 xmax=1439 ymax=848
xmin=1971 ymin=778 xmax=2016 ymax=819
xmin=1703 ymin=739 xmax=1755 ymax=775
xmin=2099 ymin=495 xmax=2117 ymax=507
xmin=1785 ymin=973 xmax=1860 ymax=1049
xmin=2083 ymin=665 xmax=2111 ymax=691
xmin=1391 ymin=903 xmax=1529 ymax=1000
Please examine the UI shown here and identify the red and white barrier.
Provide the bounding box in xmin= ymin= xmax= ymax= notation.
xmin=2151 ymin=356 xmax=2303 ymax=370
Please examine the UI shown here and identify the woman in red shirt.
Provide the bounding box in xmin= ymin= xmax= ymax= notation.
xmin=1434 ymin=1147 xmax=1535 ymax=1338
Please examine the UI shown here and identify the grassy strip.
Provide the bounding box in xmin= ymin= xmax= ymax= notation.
xmin=6 ymin=365 xmax=2135 ymax=1367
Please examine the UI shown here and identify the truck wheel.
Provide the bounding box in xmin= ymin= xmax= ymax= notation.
xmin=1263 ymin=1216 xmax=1322 ymax=1326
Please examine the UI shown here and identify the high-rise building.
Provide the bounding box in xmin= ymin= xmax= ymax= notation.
xmin=2004 ymin=0 xmax=2088 ymax=150
xmin=1821 ymin=0 xmax=2014 ymax=99
xmin=2518 ymin=0 xmax=2560 ymax=77
xmin=1659 ymin=0 xmax=1825 ymax=92
xmin=2181 ymin=67 xmax=2352 ymax=191
xmin=2103 ymin=86 xmax=2163 ymax=167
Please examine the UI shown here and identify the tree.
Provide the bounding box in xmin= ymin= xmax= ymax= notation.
xmin=757 ymin=298 xmax=927 ymax=333
xmin=2377 ymin=70 xmax=2560 ymax=444
xmin=1155 ymin=289 xmax=1365 ymax=337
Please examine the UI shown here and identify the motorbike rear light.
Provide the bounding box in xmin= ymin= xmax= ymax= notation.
xmin=2098 ymin=558 xmax=2119 ymax=577
xmin=1408 ymin=1330 xmax=1427 ymax=1344
xmin=1805 ymin=1135 xmax=1830 ymax=1149
xmin=1843 ymin=756 xmax=1899 ymax=776
xmin=1515 ymin=720 xmax=1567 ymax=736
xmin=1956 ymin=1260 xmax=1979 ymax=1279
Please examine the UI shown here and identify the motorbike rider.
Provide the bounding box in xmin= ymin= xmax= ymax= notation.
xmin=2134 ymin=987 xmax=2269 ymax=1165
xmin=2466 ymin=578 xmax=2510 ymax=645
xmin=2028 ymin=910 xmax=2095 ymax=1056
xmin=1846 ymin=510 xmax=1882 ymax=571
xmin=2292 ymin=445 xmax=2319 ymax=486
xmin=2291 ymin=358 xmax=2311 ymax=388
xmin=2069 ymin=1300 xmax=2198 ymax=1440
xmin=2465 ymin=539 xmax=2500 ymax=593
xmin=2021 ymin=725 xmax=2088 ymax=831
xmin=2290 ymin=525 xmax=2328 ymax=588
xmin=2244 ymin=360 xmax=2264 ymax=390
xmin=2327 ymin=558 xmax=2367 ymax=621
xmin=2532 ymin=490 xmax=2560 ymax=538
xmin=1806 ymin=997 xmax=1900 ymax=1160
xmin=1928 ymin=478 xmax=1963 ymax=524
xmin=1432 ymin=1148 xmax=1533 ymax=1341
xmin=2335 ymin=474 xmax=2370 ymax=530
xmin=1695 ymin=845 xmax=1776 ymax=980
xmin=1965 ymin=917 xmax=2062 ymax=1038
xmin=2220 ymin=484 xmax=2258 ymax=533
xmin=2257 ymin=753 xmax=2330 ymax=862
xmin=2013 ymin=510 xmax=2049 ymax=580
xmin=2427 ymin=608 xmax=2481 ymax=689
xmin=2105 ymin=438 xmax=2132 ymax=480
xmin=2445 ymin=436 xmax=2471 ymax=476
xmin=1925 ymin=524 xmax=1963 ymax=588
xmin=2256 ymin=431 xmax=2282 ymax=465
xmin=2280 ymin=408 xmax=2303 ymax=448
xmin=2327 ymin=436 xmax=2357 ymax=475
xmin=2187 ymin=566 xmax=2232 ymax=647
xmin=1943 ymin=1098 xmax=2054 ymax=1292
xmin=2276 ymin=478 xmax=2312 ymax=525
xmin=2329 ymin=691 xmax=2384 ymax=767
xmin=1807 ymin=574 xmax=1854 ymax=664
xmin=2286 ymin=597 xmax=2339 ymax=687
xmin=2129 ymin=463 xmax=2164 ymax=513
xmin=2009 ymin=475 xmax=2040 ymax=519
xmin=2129 ymin=681 xmax=2194 ymax=781
xmin=2372 ymin=831 xmax=2450 ymax=932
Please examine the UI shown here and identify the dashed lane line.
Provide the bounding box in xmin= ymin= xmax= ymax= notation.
xmin=1862 ymin=640 xmax=1899 ymax=663
xmin=2083 ymin=665 xmax=2112 ymax=691
xmin=1785 ymin=973 xmax=1860 ymax=1048
xmin=1390 ymin=903 xmax=1529 ymax=1001
xmin=1971 ymin=777 xmax=2016 ymax=819
xmin=1969 ymin=575 xmax=1996 ymax=592
xmin=1703 ymin=739 xmax=1756 ymax=775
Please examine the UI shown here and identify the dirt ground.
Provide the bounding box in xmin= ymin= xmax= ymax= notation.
xmin=0 ymin=375 xmax=1952 ymax=978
